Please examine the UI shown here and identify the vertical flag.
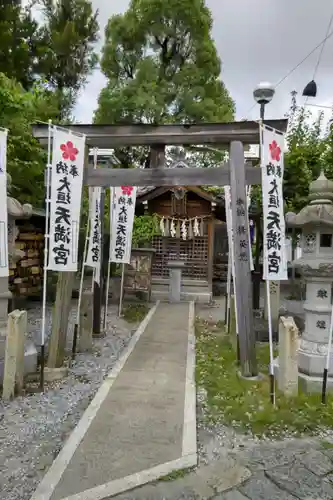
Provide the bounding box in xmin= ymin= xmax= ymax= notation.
xmin=0 ymin=130 xmax=8 ymax=277
xmin=48 ymin=129 xmax=85 ymax=271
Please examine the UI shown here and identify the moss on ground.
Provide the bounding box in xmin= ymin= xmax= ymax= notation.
xmin=159 ymin=466 xmax=195 ymax=482
xmin=122 ymin=303 xmax=149 ymax=323
xmin=195 ymin=318 xmax=333 ymax=438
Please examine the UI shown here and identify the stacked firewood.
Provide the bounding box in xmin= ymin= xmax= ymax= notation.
xmin=10 ymin=224 xmax=44 ymax=297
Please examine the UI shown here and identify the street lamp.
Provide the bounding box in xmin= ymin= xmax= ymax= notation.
xmin=253 ymin=81 xmax=276 ymax=119
xmin=251 ymin=82 xmax=275 ymax=309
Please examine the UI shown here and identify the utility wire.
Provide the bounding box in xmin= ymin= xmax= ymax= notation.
xmin=304 ymin=7 xmax=333 ymax=106
xmin=312 ymin=9 xmax=333 ymax=82
xmin=242 ymin=27 xmax=333 ymax=119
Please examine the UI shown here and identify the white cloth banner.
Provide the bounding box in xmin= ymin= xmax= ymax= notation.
xmin=224 ymin=186 xmax=236 ymax=280
xmin=109 ymin=187 xmax=116 ymax=231
xmin=110 ymin=186 xmax=137 ymax=264
xmin=85 ymin=187 xmax=101 ymax=268
xmin=246 ymin=187 xmax=254 ymax=271
xmin=224 ymin=185 xmax=254 ymax=277
xmin=260 ymin=124 xmax=288 ymax=281
xmin=48 ymin=128 xmax=85 ymax=271
xmin=0 ymin=130 xmax=8 ymax=277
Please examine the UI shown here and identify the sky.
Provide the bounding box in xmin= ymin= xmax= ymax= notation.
xmin=33 ymin=0 xmax=333 ymax=125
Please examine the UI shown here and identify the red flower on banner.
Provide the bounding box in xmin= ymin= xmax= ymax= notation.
xmin=269 ymin=140 xmax=281 ymax=162
xmin=121 ymin=186 xmax=133 ymax=195
xmin=60 ymin=141 xmax=79 ymax=161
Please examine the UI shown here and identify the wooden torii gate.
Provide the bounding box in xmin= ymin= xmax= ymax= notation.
xmin=33 ymin=119 xmax=288 ymax=377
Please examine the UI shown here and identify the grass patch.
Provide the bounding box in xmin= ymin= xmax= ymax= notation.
xmin=320 ymin=439 xmax=333 ymax=450
xmin=159 ymin=466 xmax=195 ymax=482
xmin=196 ymin=318 xmax=333 ymax=438
xmin=122 ymin=303 xmax=149 ymax=323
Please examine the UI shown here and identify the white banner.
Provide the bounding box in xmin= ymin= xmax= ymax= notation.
xmin=110 ymin=186 xmax=137 ymax=264
xmin=246 ymin=187 xmax=254 ymax=271
xmin=0 ymin=130 xmax=8 ymax=277
xmin=85 ymin=187 xmax=101 ymax=268
xmin=261 ymin=124 xmax=288 ymax=281
xmin=224 ymin=185 xmax=253 ymax=276
xmin=48 ymin=129 xmax=85 ymax=271
xmin=224 ymin=186 xmax=236 ymax=280
xmin=109 ymin=187 xmax=116 ymax=231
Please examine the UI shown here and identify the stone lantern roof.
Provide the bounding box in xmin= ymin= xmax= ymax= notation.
xmin=286 ymin=171 xmax=333 ymax=228
xmin=7 ymin=173 xmax=32 ymax=219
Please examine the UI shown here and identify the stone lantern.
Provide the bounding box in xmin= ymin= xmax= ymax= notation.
xmin=0 ymin=173 xmax=34 ymax=382
xmin=286 ymin=171 xmax=333 ymax=392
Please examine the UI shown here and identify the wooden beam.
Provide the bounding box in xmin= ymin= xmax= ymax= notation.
xmin=32 ymin=119 xmax=288 ymax=148
xmin=85 ymin=165 xmax=262 ymax=187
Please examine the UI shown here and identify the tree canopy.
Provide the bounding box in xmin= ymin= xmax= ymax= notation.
xmin=94 ymin=0 xmax=235 ymax=167
xmin=37 ymin=0 xmax=99 ymax=118
xmin=0 ymin=0 xmax=99 ymax=208
xmin=0 ymin=1 xmax=40 ymax=90
xmin=283 ymin=92 xmax=333 ymax=212
xmin=0 ymin=73 xmax=60 ymax=207
xmin=0 ymin=0 xmax=99 ymax=118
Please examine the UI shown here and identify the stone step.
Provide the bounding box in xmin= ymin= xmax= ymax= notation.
xmin=151 ymin=289 xmax=212 ymax=304
xmin=152 ymin=278 xmax=209 ymax=288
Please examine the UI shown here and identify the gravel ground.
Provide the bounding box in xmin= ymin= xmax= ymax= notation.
xmin=0 ymin=300 xmax=141 ymax=500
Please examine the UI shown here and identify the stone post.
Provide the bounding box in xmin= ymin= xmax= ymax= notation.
xmin=167 ymin=260 xmax=185 ymax=303
xmin=278 ymin=316 xmax=299 ymax=396
xmin=2 ymin=309 xmax=27 ymax=399
xmin=78 ymin=291 xmax=93 ymax=352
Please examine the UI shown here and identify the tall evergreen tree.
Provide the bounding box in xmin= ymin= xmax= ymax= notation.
xmin=37 ymin=0 xmax=99 ymax=118
xmin=0 ymin=1 xmax=41 ymax=89
xmin=95 ymin=0 xmax=235 ymax=167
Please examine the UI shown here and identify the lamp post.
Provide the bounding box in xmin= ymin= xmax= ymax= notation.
xmin=252 ymin=82 xmax=275 ymax=310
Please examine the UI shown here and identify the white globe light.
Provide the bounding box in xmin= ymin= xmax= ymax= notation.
xmin=253 ymin=82 xmax=275 ymax=104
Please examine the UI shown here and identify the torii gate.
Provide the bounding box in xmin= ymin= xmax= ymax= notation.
xmin=32 ymin=119 xmax=288 ymax=377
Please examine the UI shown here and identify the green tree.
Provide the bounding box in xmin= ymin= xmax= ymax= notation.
xmin=283 ymin=91 xmax=332 ymax=212
xmin=95 ymin=0 xmax=235 ymax=167
xmin=37 ymin=0 xmax=99 ymax=118
xmin=0 ymin=73 xmax=60 ymax=207
xmin=0 ymin=1 xmax=41 ymax=89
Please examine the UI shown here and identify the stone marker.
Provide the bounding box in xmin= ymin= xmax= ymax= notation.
xmin=278 ymin=316 xmax=299 ymax=396
xmin=168 ymin=260 xmax=185 ymax=303
xmin=2 ymin=309 xmax=27 ymax=399
xmin=78 ymin=291 xmax=93 ymax=352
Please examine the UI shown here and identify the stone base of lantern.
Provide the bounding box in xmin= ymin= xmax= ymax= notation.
xmin=298 ymin=372 xmax=333 ymax=394
xmin=274 ymin=357 xmax=333 ymax=394
xmin=298 ymin=339 xmax=333 ymax=377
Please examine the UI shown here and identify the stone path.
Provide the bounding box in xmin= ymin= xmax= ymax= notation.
xmin=31 ymin=301 xmax=195 ymax=500
xmin=108 ymin=439 xmax=333 ymax=499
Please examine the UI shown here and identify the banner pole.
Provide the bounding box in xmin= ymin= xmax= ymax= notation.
xmin=118 ymin=263 xmax=125 ymax=317
xmin=40 ymin=121 xmax=52 ymax=391
xmin=266 ymin=280 xmax=276 ymax=405
xmin=322 ymin=303 xmax=333 ymax=404
xmin=103 ymin=187 xmax=114 ymax=332
xmin=225 ymin=250 xmax=231 ymax=329
xmin=71 ymin=217 xmax=90 ymax=362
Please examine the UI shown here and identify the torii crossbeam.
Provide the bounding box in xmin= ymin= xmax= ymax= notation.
xmin=32 ymin=119 xmax=288 ymax=377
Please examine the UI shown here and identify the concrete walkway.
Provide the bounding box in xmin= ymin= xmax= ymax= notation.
xmin=31 ymin=301 xmax=197 ymax=500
